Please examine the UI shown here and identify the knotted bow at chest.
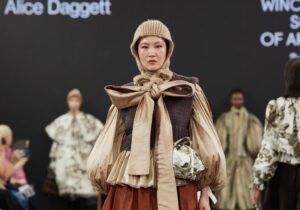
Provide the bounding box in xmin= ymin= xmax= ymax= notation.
xmin=105 ymin=77 xmax=195 ymax=210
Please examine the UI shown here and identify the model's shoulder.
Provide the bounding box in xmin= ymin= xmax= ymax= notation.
xmin=274 ymin=96 xmax=300 ymax=107
xmin=265 ymin=97 xmax=285 ymax=112
xmin=82 ymin=112 xmax=97 ymax=119
xmin=271 ymin=96 xmax=300 ymax=114
xmin=274 ymin=97 xmax=286 ymax=105
xmin=59 ymin=112 xmax=70 ymax=119
xmin=172 ymin=72 xmax=199 ymax=84
xmin=53 ymin=113 xmax=71 ymax=123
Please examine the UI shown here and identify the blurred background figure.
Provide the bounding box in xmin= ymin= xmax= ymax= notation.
xmin=44 ymin=89 xmax=103 ymax=210
xmin=2 ymin=127 xmax=28 ymax=188
xmin=0 ymin=124 xmax=36 ymax=210
xmin=214 ymin=89 xmax=263 ymax=210
xmin=251 ymin=58 xmax=300 ymax=210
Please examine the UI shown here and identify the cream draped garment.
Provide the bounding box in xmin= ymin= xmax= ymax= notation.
xmin=214 ymin=107 xmax=262 ymax=210
xmin=46 ymin=112 xmax=103 ymax=196
xmin=87 ymin=72 xmax=226 ymax=210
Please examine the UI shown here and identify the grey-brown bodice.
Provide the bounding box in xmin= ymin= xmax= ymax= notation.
xmin=119 ymin=72 xmax=199 ymax=151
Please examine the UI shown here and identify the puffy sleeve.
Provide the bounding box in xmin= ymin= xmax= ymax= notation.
xmin=45 ymin=114 xmax=71 ymax=143
xmin=45 ymin=119 xmax=58 ymax=140
xmin=87 ymin=105 xmax=125 ymax=193
xmin=215 ymin=114 xmax=229 ymax=153
xmin=246 ymin=114 xmax=263 ymax=158
xmin=252 ymin=100 xmax=279 ymax=190
xmin=190 ymin=84 xmax=227 ymax=191
xmin=80 ymin=114 xmax=104 ymax=142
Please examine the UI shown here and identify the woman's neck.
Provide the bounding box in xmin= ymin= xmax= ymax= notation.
xmin=143 ymin=70 xmax=160 ymax=76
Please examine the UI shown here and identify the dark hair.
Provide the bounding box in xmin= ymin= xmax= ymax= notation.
xmin=229 ymin=88 xmax=245 ymax=98
xmin=284 ymin=58 xmax=300 ymax=97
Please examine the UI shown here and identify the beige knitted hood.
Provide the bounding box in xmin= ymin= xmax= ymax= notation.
xmin=130 ymin=20 xmax=174 ymax=73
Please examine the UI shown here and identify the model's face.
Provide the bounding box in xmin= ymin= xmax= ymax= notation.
xmin=138 ymin=36 xmax=167 ymax=72
xmin=230 ymin=93 xmax=245 ymax=109
xmin=68 ymin=97 xmax=82 ymax=112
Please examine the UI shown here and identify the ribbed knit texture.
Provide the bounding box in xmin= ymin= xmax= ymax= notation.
xmin=130 ymin=20 xmax=174 ymax=73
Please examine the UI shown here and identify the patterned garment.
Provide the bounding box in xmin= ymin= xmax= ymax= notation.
xmin=252 ymin=97 xmax=300 ymax=190
xmin=214 ymin=107 xmax=263 ymax=210
xmin=173 ymin=137 xmax=206 ymax=182
xmin=46 ymin=112 xmax=103 ymax=197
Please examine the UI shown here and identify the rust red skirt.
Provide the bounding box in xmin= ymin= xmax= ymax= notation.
xmin=102 ymin=183 xmax=198 ymax=210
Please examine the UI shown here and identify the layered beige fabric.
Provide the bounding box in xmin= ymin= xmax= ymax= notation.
xmin=216 ymin=107 xmax=262 ymax=158
xmin=104 ymin=75 xmax=195 ymax=210
xmin=87 ymin=106 xmax=125 ymax=193
xmin=214 ymin=107 xmax=263 ymax=210
xmin=190 ymin=85 xmax=227 ymax=191
xmin=106 ymin=150 xmax=156 ymax=188
xmin=87 ymin=78 xmax=227 ymax=192
xmin=88 ymin=19 xmax=226 ymax=210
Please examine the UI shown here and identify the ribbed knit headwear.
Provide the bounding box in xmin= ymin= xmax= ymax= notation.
xmin=130 ymin=20 xmax=174 ymax=73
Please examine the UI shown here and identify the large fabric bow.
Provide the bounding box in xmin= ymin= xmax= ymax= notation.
xmin=105 ymin=77 xmax=195 ymax=210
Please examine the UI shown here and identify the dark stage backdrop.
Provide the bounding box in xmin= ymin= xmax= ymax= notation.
xmin=0 ymin=0 xmax=299 ymax=209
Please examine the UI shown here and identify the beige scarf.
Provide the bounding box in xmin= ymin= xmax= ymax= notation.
xmin=104 ymin=69 xmax=195 ymax=210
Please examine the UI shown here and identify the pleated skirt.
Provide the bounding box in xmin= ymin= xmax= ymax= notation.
xmin=102 ymin=183 xmax=198 ymax=210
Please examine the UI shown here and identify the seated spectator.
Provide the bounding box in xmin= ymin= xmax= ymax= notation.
xmin=0 ymin=125 xmax=28 ymax=210
xmin=0 ymin=124 xmax=36 ymax=210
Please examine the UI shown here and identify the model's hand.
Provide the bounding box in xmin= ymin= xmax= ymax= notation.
xmin=251 ymin=189 xmax=261 ymax=208
xmin=198 ymin=187 xmax=211 ymax=210
xmin=199 ymin=197 xmax=210 ymax=210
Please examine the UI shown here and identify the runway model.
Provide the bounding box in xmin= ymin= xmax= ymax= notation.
xmin=87 ymin=20 xmax=226 ymax=210
xmin=214 ymin=89 xmax=263 ymax=210
xmin=251 ymin=58 xmax=300 ymax=210
xmin=46 ymin=89 xmax=103 ymax=209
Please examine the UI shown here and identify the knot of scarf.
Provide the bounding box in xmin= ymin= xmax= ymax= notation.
xmin=139 ymin=77 xmax=164 ymax=99
xmin=104 ymin=73 xmax=195 ymax=210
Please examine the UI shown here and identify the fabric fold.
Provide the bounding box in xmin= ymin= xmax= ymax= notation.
xmin=106 ymin=150 xmax=156 ymax=188
xmin=104 ymin=78 xmax=195 ymax=210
